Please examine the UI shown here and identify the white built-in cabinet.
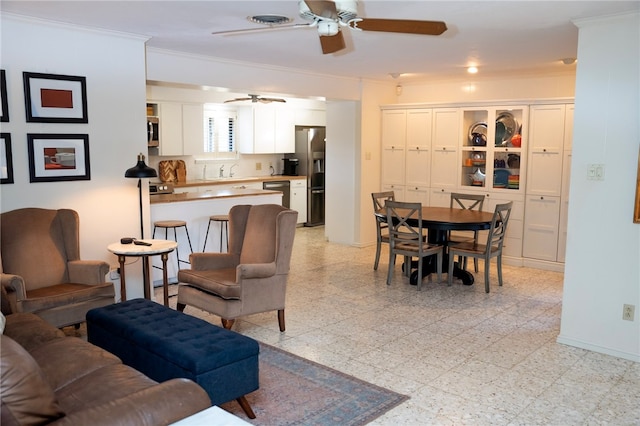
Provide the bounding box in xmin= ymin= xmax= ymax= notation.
xmin=237 ymin=104 xmax=295 ymax=154
xmin=523 ymin=104 xmax=574 ymax=263
xmin=290 ymin=178 xmax=307 ymax=225
xmin=153 ymin=102 xmax=204 ymax=156
xmin=381 ymin=101 xmax=573 ymax=268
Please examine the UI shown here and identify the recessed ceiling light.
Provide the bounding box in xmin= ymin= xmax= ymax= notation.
xmin=467 ymin=66 xmax=478 ymax=74
xmin=248 ymin=15 xmax=293 ymax=26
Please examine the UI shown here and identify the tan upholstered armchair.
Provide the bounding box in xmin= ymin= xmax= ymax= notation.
xmin=0 ymin=208 xmax=115 ymax=328
xmin=177 ymin=204 xmax=298 ymax=331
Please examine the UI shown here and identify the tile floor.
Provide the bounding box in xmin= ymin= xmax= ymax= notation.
xmin=160 ymin=226 xmax=639 ymax=425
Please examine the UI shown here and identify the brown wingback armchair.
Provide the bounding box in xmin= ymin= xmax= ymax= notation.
xmin=177 ymin=204 xmax=298 ymax=331
xmin=0 ymin=208 xmax=115 ymax=328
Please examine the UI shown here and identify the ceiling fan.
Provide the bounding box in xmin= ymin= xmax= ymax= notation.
xmin=211 ymin=0 xmax=447 ymax=55
xmin=224 ymin=94 xmax=286 ymax=104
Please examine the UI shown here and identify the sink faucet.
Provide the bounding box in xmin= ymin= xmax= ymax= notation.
xmin=230 ymin=163 xmax=238 ymax=177
xmin=219 ymin=164 xmax=224 ymax=178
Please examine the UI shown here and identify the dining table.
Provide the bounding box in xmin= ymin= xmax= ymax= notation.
xmin=375 ymin=206 xmax=495 ymax=286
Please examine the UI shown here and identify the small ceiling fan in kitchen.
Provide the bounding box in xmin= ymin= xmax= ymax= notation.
xmin=211 ymin=0 xmax=447 ymax=55
xmin=224 ymin=94 xmax=286 ymax=104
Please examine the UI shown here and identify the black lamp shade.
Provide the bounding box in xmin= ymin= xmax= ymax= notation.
xmin=125 ymin=153 xmax=157 ymax=178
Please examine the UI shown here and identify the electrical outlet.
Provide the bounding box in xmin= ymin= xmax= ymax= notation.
xmin=256 ymin=162 xmax=262 ymax=171
xmin=622 ymin=304 xmax=635 ymax=321
xmin=109 ymin=268 xmax=120 ymax=280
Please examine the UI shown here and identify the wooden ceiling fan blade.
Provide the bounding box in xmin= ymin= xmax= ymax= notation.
xmin=319 ymin=31 xmax=345 ymax=54
xmin=353 ymin=18 xmax=447 ymax=36
xmin=304 ymin=0 xmax=338 ymax=20
xmin=212 ymin=23 xmax=312 ymax=36
xmin=260 ymin=97 xmax=287 ymax=103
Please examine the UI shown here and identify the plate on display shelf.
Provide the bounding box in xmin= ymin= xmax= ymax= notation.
xmin=495 ymin=113 xmax=517 ymax=146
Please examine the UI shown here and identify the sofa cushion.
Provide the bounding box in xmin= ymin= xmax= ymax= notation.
xmin=177 ymin=268 xmax=241 ymax=299
xmin=30 ymin=336 xmax=122 ymax=392
xmin=3 ymin=312 xmax=66 ymax=352
xmin=0 ymin=335 xmax=65 ymax=425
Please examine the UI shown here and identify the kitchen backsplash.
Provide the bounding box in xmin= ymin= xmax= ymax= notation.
xmin=148 ymin=153 xmax=285 ymax=181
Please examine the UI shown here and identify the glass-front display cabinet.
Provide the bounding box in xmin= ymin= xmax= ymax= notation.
xmin=459 ymin=106 xmax=527 ymax=192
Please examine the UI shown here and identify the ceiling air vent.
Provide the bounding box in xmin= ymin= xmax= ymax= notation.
xmin=248 ymin=15 xmax=293 ymax=26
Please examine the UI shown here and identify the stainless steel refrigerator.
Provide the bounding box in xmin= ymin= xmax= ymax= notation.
xmin=290 ymin=126 xmax=325 ymax=226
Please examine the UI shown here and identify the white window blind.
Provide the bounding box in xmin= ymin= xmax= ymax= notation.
xmin=203 ymin=107 xmax=236 ymax=158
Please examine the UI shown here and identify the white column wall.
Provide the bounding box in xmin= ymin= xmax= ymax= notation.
xmin=558 ymin=11 xmax=640 ymax=361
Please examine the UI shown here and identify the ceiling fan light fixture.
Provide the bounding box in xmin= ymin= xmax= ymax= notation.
xmin=317 ymin=21 xmax=339 ymax=37
xmin=248 ymin=15 xmax=293 ymax=26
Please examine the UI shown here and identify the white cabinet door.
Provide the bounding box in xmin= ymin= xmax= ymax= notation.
xmin=527 ymin=105 xmax=566 ymax=196
xmin=523 ymin=195 xmax=561 ymax=261
xmin=158 ymin=102 xmax=183 ymax=156
xmin=182 ymin=103 xmax=204 ymax=156
xmin=405 ymin=185 xmax=430 ymax=206
xmin=381 ymin=184 xmax=405 ymax=201
xmin=253 ymin=106 xmax=276 ymax=154
xmin=431 ymin=108 xmax=459 ymax=189
xmin=429 ymin=187 xmax=452 ymax=207
xmin=381 ymin=110 xmax=406 ymax=185
xmin=405 ymin=109 xmax=432 ymax=187
xmin=238 ymin=105 xmax=294 ymax=154
xmin=275 ymin=106 xmax=295 ymax=153
xmin=290 ymin=179 xmax=307 ymax=224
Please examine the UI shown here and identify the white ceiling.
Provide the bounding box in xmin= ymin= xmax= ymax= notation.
xmin=2 ymin=1 xmax=639 ymax=84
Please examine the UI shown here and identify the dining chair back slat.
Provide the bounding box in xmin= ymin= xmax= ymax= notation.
xmin=385 ymin=200 xmax=442 ymax=290
xmin=447 ymin=201 xmax=513 ymax=293
xmin=371 ymin=191 xmax=395 ymax=270
xmin=449 ymin=192 xmax=486 ymax=272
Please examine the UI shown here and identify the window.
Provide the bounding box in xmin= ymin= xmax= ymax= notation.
xmin=203 ymin=106 xmax=236 ymax=158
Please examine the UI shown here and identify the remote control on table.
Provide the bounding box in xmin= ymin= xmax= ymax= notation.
xmin=133 ymin=240 xmax=152 ymax=246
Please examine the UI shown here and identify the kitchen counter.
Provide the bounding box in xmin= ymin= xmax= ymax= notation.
xmin=150 ymin=188 xmax=281 ymax=204
xmin=173 ymin=175 xmax=306 ymax=189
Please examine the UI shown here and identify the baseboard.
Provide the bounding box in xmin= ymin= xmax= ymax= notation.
xmin=557 ymin=335 xmax=640 ymax=362
xmin=522 ymin=258 xmax=566 ymax=272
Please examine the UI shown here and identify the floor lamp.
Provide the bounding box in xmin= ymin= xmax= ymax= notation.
xmin=125 ymin=153 xmax=157 ymax=239
xmin=125 ymin=153 xmax=157 ymax=298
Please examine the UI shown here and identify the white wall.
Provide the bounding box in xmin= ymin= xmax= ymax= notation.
xmin=0 ymin=15 xmax=149 ymax=300
xmin=325 ymin=100 xmax=359 ymax=244
xmin=558 ymin=11 xmax=640 ymax=362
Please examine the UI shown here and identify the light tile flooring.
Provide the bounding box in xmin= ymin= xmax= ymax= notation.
xmin=160 ymin=226 xmax=639 ymax=425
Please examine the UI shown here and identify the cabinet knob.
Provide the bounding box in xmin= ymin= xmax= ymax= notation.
xmin=543 ymin=148 xmax=547 ymax=152
xmin=540 ymin=196 xmax=544 ymax=200
xmin=442 ymin=147 xmax=446 ymax=150
xmin=441 ymin=189 xmax=445 ymax=192
xmin=416 ymin=146 xmax=419 ymax=150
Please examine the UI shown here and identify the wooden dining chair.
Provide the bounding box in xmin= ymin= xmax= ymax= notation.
xmin=449 ymin=192 xmax=485 ymax=272
xmin=447 ymin=201 xmax=512 ymax=293
xmin=371 ymin=191 xmax=395 ymax=270
xmin=385 ymin=200 xmax=442 ymax=290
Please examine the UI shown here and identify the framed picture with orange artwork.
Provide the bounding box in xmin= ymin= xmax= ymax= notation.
xmin=23 ymin=72 xmax=88 ymax=123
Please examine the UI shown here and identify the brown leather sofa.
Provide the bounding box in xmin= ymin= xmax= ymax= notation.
xmin=0 ymin=312 xmax=211 ymax=425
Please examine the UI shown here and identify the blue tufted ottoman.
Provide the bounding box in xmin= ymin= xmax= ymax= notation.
xmin=86 ymin=298 xmax=259 ymax=418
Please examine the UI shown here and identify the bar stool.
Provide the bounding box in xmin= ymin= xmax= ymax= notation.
xmin=153 ymin=220 xmax=193 ymax=265
xmin=203 ymin=214 xmax=229 ymax=252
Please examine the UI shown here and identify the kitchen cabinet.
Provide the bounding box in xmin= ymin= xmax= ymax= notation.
xmin=237 ymin=104 xmax=295 ymax=154
xmin=290 ymin=179 xmax=307 ymax=225
xmin=294 ymin=109 xmax=326 ymax=126
xmin=381 ymin=110 xmax=406 ymax=185
xmin=381 ymin=183 xmax=405 ymax=200
xmin=458 ymin=106 xmax=527 ymax=193
xmin=526 ymin=104 xmax=566 ymax=196
xmin=430 ymin=108 xmax=459 ymax=190
xmin=523 ymin=103 xmax=573 ymax=264
xmin=381 ymin=109 xmax=433 ymax=190
xmin=154 ymin=102 xmax=204 ymax=156
xmin=405 ymin=185 xmax=430 ymax=206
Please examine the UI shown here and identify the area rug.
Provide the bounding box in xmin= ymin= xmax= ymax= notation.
xmin=219 ymin=342 xmax=409 ymax=425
